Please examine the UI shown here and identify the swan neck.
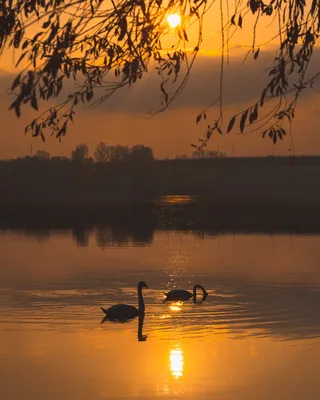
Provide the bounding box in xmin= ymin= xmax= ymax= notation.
xmin=193 ymin=285 xmax=205 ymax=298
xmin=193 ymin=285 xmax=198 ymax=300
xmin=138 ymin=286 xmax=145 ymax=313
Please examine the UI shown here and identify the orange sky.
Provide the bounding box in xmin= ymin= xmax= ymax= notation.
xmin=0 ymin=1 xmax=319 ymax=159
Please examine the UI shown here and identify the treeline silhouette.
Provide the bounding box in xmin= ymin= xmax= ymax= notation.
xmin=21 ymin=143 xmax=227 ymax=163
xmin=21 ymin=142 xmax=155 ymax=163
xmin=2 ymin=155 xmax=320 ymax=233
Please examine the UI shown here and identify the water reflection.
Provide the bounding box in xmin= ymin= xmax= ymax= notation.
xmin=169 ymin=348 xmax=184 ymax=379
xmin=137 ymin=314 xmax=147 ymax=342
xmin=100 ymin=314 xmax=147 ymax=342
xmin=169 ymin=301 xmax=184 ymax=312
xmin=1 ymin=229 xmax=320 ymax=399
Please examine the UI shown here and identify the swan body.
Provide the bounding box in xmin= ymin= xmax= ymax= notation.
xmin=101 ymin=281 xmax=148 ymax=321
xmin=163 ymin=284 xmax=208 ymax=302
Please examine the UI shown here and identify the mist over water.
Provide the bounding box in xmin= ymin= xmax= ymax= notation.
xmin=1 ymin=221 xmax=320 ymax=400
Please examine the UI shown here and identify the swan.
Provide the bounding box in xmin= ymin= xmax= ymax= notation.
xmin=100 ymin=281 xmax=148 ymax=321
xmin=163 ymin=284 xmax=208 ymax=303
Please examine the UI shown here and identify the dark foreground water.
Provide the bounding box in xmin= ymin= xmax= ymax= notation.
xmin=1 ymin=226 xmax=320 ymax=399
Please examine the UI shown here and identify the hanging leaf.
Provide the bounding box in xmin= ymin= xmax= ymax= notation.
xmin=238 ymin=15 xmax=243 ymax=28
xmin=11 ymin=72 xmax=22 ymax=91
xmin=227 ymin=115 xmax=236 ymax=133
xmin=240 ymin=109 xmax=248 ymax=133
xmin=31 ymin=91 xmax=38 ymax=110
xmin=196 ymin=113 xmax=202 ymax=124
xmin=118 ymin=17 xmax=127 ymax=41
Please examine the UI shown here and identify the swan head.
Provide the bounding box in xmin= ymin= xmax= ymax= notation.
xmin=138 ymin=281 xmax=148 ymax=289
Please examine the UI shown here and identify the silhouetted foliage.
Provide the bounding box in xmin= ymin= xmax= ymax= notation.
xmin=176 ymin=154 xmax=190 ymax=160
xmin=71 ymin=143 xmax=89 ymax=162
xmin=1 ymin=0 xmax=318 ymax=148
xmin=110 ymin=145 xmax=129 ymax=162
xmin=122 ymin=145 xmax=154 ymax=162
xmin=94 ymin=142 xmax=109 ymax=163
xmin=35 ymin=150 xmax=51 ymax=160
xmin=192 ymin=149 xmax=227 ymax=159
xmin=51 ymin=156 xmax=69 ymax=162
xmin=94 ymin=143 xmax=129 ymax=162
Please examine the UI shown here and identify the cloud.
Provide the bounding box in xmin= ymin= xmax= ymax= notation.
xmin=86 ymin=47 xmax=320 ymax=114
xmin=1 ymin=47 xmax=320 ymax=116
xmin=0 ymin=48 xmax=320 ymax=159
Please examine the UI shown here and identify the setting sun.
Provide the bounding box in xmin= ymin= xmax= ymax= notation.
xmin=167 ymin=14 xmax=181 ymax=28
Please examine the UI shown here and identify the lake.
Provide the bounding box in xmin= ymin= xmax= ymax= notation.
xmin=1 ymin=226 xmax=320 ymax=399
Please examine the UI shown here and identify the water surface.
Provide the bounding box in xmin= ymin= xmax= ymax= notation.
xmin=1 ymin=229 xmax=320 ymax=399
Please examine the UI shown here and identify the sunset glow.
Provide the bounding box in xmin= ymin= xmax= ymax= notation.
xmin=167 ymin=14 xmax=181 ymax=28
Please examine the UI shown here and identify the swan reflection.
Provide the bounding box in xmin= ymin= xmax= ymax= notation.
xmin=101 ymin=313 xmax=147 ymax=342
xmin=170 ymin=348 xmax=184 ymax=379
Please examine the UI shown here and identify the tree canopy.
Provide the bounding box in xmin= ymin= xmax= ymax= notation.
xmin=0 ymin=0 xmax=319 ymax=148
xmin=71 ymin=143 xmax=89 ymax=161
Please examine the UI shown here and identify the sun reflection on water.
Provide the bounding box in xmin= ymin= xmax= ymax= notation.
xmin=169 ymin=348 xmax=184 ymax=379
xmin=162 ymin=195 xmax=193 ymax=205
xmin=169 ymin=301 xmax=183 ymax=312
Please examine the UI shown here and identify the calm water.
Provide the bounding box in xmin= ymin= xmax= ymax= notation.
xmin=1 ymin=228 xmax=320 ymax=399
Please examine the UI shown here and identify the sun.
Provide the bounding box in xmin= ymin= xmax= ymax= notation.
xmin=167 ymin=14 xmax=181 ymax=28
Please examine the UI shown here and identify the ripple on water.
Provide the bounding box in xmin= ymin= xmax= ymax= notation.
xmin=1 ymin=282 xmax=320 ymax=340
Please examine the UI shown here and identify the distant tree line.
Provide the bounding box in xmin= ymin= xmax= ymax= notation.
xmin=17 ymin=143 xmax=227 ymax=163
xmin=21 ymin=142 xmax=154 ymax=163
xmin=176 ymin=149 xmax=227 ymax=160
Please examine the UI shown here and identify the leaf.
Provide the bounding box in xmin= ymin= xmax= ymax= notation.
xmin=191 ymin=144 xmax=198 ymax=148
xmin=273 ymin=133 xmax=277 ymax=144
xmin=311 ymin=0 xmax=318 ymax=16
xmin=254 ymin=48 xmax=260 ymax=60
xmin=22 ymin=40 xmax=29 ymax=50
xmin=15 ymin=51 xmax=27 ymax=67
xmin=280 ymin=127 xmax=286 ymax=136
xmin=260 ymin=87 xmax=268 ymax=107
xmin=249 ymin=103 xmax=258 ymax=124
xmin=31 ymin=92 xmax=38 ymax=111
xmin=196 ymin=113 xmax=202 ymax=124
xmin=227 ymin=115 xmax=236 ymax=133
xmin=118 ymin=17 xmax=127 ymax=41
xmin=11 ymin=72 xmax=22 ymax=91
xmin=238 ymin=15 xmax=243 ymax=29
xmin=250 ymin=0 xmax=259 ymax=14
xmin=240 ymin=110 xmax=248 ymax=133
xmin=183 ymin=29 xmax=188 ymax=41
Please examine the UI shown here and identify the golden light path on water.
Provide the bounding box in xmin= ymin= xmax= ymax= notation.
xmin=170 ymin=348 xmax=184 ymax=379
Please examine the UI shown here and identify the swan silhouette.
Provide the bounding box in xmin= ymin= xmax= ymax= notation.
xmin=163 ymin=284 xmax=208 ymax=303
xmin=100 ymin=281 xmax=148 ymax=321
